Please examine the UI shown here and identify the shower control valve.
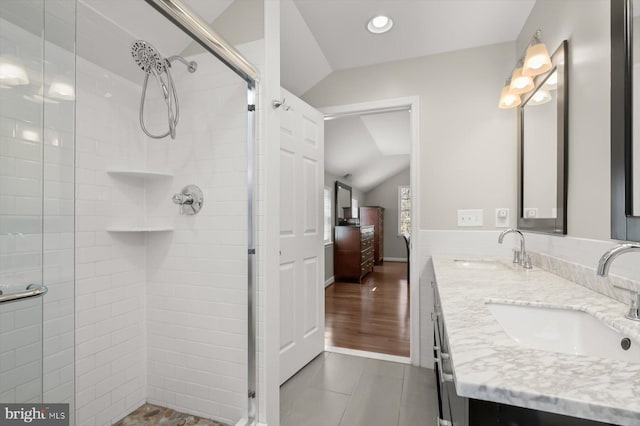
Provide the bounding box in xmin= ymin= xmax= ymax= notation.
xmin=172 ymin=184 xmax=203 ymax=215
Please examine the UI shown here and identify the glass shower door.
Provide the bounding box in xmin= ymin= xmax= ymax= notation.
xmin=1 ymin=0 xmax=76 ymax=421
xmin=0 ymin=0 xmax=47 ymax=405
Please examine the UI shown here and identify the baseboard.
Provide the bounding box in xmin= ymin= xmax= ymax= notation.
xmin=324 ymin=276 xmax=335 ymax=287
xmin=383 ymin=257 xmax=407 ymax=262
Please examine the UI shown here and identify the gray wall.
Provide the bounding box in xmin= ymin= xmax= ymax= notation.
xmin=305 ymin=41 xmax=517 ymax=231
xmin=516 ymin=0 xmax=610 ymax=239
xmin=363 ymin=168 xmax=410 ymax=260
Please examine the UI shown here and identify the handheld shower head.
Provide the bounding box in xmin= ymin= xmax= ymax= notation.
xmin=131 ymin=40 xmax=167 ymax=74
xmin=131 ymin=40 xmax=198 ymax=140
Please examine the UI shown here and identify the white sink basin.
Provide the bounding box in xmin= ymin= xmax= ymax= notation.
xmin=453 ymin=259 xmax=500 ymax=270
xmin=486 ymin=301 xmax=640 ymax=364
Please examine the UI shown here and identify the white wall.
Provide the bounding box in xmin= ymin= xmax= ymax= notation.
xmin=305 ymin=42 xmax=518 ymax=231
xmin=517 ymin=0 xmax=611 ymax=240
xmin=363 ymin=168 xmax=410 ymax=260
xmin=304 ymin=42 xmax=517 ymax=368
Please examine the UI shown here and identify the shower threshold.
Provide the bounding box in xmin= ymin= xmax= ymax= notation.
xmin=114 ymin=403 xmax=229 ymax=426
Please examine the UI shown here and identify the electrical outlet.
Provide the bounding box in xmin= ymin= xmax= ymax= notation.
xmin=457 ymin=209 xmax=483 ymax=227
xmin=495 ymin=208 xmax=510 ymax=228
xmin=524 ymin=208 xmax=538 ymax=218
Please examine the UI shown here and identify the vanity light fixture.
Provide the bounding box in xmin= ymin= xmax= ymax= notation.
xmin=498 ymin=78 xmax=521 ymax=109
xmin=509 ymin=60 xmax=534 ymax=95
xmin=0 ymin=55 xmax=30 ymax=86
xmin=367 ymin=15 xmax=393 ymax=34
xmin=523 ymin=30 xmax=552 ymax=76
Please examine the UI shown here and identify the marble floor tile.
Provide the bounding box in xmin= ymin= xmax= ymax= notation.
xmin=114 ymin=403 xmax=228 ymax=426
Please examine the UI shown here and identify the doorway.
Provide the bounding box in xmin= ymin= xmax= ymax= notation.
xmin=321 ymin=97 xmax=420 ymax=363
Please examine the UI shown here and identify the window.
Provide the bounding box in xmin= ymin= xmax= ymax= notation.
xmin=398 ymin=186 xmax=411 ymax=235
xmin=351 ymin=198 xmax=359 ymax=219
xmin=324 ymin=187 xmax=332 ymax=243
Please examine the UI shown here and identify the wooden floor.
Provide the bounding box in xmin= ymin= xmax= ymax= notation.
xmin=325 ymin=261 xmax=410 ymax=357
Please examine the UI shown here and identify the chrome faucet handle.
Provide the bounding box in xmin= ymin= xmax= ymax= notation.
xmin=172 ymin=185 xmax=203 ymax=215
xmin=613 ymin=285 xmax=640 ymax=321
xmin=522 ymin=254 xmax=532 ymax=269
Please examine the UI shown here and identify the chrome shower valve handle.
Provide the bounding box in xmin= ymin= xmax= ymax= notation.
xmin=172 ymin=185 xmax=203 ymax=215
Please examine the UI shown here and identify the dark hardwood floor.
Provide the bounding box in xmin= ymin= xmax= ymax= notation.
xmin=325 ymin=261 xmax=410 ymax=357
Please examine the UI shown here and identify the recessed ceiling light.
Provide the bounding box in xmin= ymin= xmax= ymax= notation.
xmin=367 ymin=15 xmax=393 ymax=34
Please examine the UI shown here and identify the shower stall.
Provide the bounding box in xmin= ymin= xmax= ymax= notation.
xmin=0 ymin=0 xmax=260 ymax=424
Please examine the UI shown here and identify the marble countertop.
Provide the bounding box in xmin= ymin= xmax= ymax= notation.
xmin=432 ymin=256 xmax=640 ymax=426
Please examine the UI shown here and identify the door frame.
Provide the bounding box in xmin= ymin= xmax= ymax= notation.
xmin=320 ymin=95 xmax=421 ymax=366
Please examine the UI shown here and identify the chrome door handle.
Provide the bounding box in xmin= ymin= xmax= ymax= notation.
xmin=0 ymin=284 xmax=48 ymax=304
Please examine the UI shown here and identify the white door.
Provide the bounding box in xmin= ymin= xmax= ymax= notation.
xmin=279 ymin=88 xmax=325 ymax=384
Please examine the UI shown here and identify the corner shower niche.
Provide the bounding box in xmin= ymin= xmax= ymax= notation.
xmin=106 ymin=168 xmax=175 ymax=232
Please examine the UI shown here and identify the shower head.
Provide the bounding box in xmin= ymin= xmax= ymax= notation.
xmin=131 ymin=40 xmax=167 ymax=74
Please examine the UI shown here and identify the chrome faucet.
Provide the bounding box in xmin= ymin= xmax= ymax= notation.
xmin=596 ymin=243 xmax=640 ymax=276
xmin=498 ymin=229 xmax=532 ymax=269
xmin=597 ymin=244 xmax=640 ymax=321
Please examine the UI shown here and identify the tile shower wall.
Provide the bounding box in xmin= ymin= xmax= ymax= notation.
xmin=75 ymin=57 xmax=147 ymax=425
xmin=143 ymin=42 xmax=262 ymax=424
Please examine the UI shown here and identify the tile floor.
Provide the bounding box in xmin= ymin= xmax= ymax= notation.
xmin=280 ymin=352 xmax=438 ymax=426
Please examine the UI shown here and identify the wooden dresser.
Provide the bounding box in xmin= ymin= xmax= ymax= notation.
xmin=334 ymin=225 xmax=374 ymax=282
xmin=360 ymin=206 xmax=384 ymax=264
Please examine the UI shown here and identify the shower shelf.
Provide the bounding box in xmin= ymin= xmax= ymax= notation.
xmin=106 ymin=226 xmax=173 ymax=233
xmin=106 ymin=169 xmax=174 ymax=179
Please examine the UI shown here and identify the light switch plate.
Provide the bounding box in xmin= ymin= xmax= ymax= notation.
xmin=457 ymin=209 xmax=483 ymax=227
xmin=495 ymin=208 xmax=510 ymax=228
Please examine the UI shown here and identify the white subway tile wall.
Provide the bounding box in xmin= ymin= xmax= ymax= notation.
xmin=42 ymin=37 xmax=76 ymax=417
xmin=75 ymin=38 xmax=264 ymax=426
xmin=75 ymin=57 xmax=148 ymax=426
xmin=144 ymin=48 xmax=252 ymax=425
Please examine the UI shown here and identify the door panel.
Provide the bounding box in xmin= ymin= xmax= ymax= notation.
xmin=279 ymin=88 xmax=324 ymax=384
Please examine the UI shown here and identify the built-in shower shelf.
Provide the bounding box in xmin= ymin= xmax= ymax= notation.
xmin=106 ymin=226 xmax=174 ymax=233
xmin=107 ymin=169 xmax=174 ymax=179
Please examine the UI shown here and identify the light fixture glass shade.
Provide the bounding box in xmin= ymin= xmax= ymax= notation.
xmin=509 ymin=67 xmax=534 ymax=95
xmin=522 ymin=42 xmax=552 ymax=76
xmin=0 ymin=55 xmax=30 ymax=86
xmin=498 ymin=85 xmax=521 ymax=109
xmin=48 ymin=80 xmax=75 ymax=100
xmin=527 ymin=89 xmax=552 ymax=106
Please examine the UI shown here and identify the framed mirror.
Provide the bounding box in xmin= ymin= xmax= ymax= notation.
xmin=517 ymin=40 xmax=568 ymax=234
xmin=335 ymin=181 xmax=352 ymax=226
xmin=611 ymin=0 xmax=640 ymax=241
